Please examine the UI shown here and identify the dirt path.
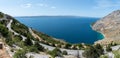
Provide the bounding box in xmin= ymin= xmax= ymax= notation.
xmin=29 ymin=28 xmax=43 ymax=41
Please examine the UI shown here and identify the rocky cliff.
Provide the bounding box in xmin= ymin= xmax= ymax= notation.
xmin=92 ymin=10 xmax=120 ymax=45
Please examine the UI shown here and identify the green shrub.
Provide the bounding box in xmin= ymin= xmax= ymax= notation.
xmin=28 ymin=46 xmax=39 ymax=53
xmin=0 ymin=23 xmax=9 ymax=37
xmin=94 ymin=44 xmax=104 ymax=55
xmin=0 ymin=12 xmax=4 ymax=18
xmin=13 ymin=49 xmax=27 ymax=58
xmin=113 ymin=50 xmax=120 ymax=58
xmin=11 ymin=18 xmax=34 ymax=40
xmin=0 ymin=20 xmax=8 ymax=26
xmin=24 ymin=38 xmax=33 ymax=46
xmin=62 ymin=51 xmax=68 ymax=55
xmin=100 ymin=55 xmax=108 ymax=58
xmin=34 ymin=42 xmax=44 ymax=52
xmin=106 ymin=46 xmax=112 ymax=52
xmin=64 ymin=43 xmax=72 ymax=49
xmin=5 ymin=32 xmax=13 ymax=46
xmin=48 ymin=48 xmax=62 ymax=58
xmin=76 ymin=44 xmax=83 ymax=49
xmin=13 ymin=35 xmax=22 ymax=42
xmin=83 ymin=44 xmax=104 ymax=58
xmin=33 ymin=30 xmax=66 ymax=48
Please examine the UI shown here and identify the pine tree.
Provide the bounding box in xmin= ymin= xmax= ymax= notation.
xmin=24 ymin=38 xmax=33 ymax=46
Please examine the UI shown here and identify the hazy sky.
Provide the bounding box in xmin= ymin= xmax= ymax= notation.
xmin=0 ymin=0 xmax=120 ymax=17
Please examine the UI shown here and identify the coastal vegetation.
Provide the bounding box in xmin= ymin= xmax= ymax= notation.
xmin=33 ymin=30 xmax=70 ymax=48
xmin=100 ymin=55 xmax=108 ymax=58
xmin=113 ymin=50 xmax=120 ymax=58
xmin=10 ymin=16 xmax=81 ymax=50
xmin=0 ymin=22 xmax=9 ymax=37
xmin=48 ymin=48 xmax=62 ymax=58
xmin=83 ymin=44 xmax=104 ymax=58
xmin=0 ymin=12 xmax=4 ymax=18
xmin=106 ymin=45 xmax=112 ymax=52
xmin=11 ymin=18 xmax=32 ymax=37
xmin=0 ymin=14 xmax=46 ymax=58
xmin=13 ymin=49 xmax=27 ymax=58
xmin=62 ymin=50 xmax=68 ymax=55
xmin=32 ymin=29 xmax=86 ymax=50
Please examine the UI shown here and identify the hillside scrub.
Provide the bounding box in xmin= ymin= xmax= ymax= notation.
xmin=48 ymin=48 xmax=62 ymax=58
xmin=0 ymin=22 xmax=10 ymax=37
xmin=13 ymin=49 xmax=27 ymax=58
xmin=113 ymin=50 xmax=120 ymax=58
xmin=32 ymin=30 xmax=66 ymax=46
xmin=11 ymin=18 xmax=34 ymax=39
xmin=83 ymin=44 xmax=104 ymax=58
xmin=0 ymin=12 xmax=4 ymax=18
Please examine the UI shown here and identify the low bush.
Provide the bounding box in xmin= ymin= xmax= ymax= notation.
xmin=62 ymin=51 xmax=68 ymax=55
xmin=83 ymin=44 xmax=104 ymax=58
xmin=106 ymin=46 xmax=112 ymax=52
xmin=48 ymin=48 xmax=62 ymax=58
xmin=0 ymin=12 xmax=4 ymax=18
xmin=13 ymin=49 xmax=27 ymax=58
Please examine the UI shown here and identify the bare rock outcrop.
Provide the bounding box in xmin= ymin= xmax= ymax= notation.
xmin=92 ymin=10 xmax=120 ymax=45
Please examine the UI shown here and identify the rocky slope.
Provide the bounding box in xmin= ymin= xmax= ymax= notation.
xmin=0 ymin=12 xmax=85 ymax=58
xmin=92 ymin=10 xmax=120 ymax=45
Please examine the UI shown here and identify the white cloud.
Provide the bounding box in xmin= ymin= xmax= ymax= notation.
xmin=51 ymin=6 xmax=56 ymax=9
xmin=37 ymin=3 xmax=48 ymax=7
xmin=26 ymin=3 xmax=32 ymax=8
xmin=37 ymin=4 xmax=44 ymax=7
xmin=21 ymin=3 xmax=32 ymax=8
xmin=21 ymin=3 xmax=57 ymax=9
xmin=94 ymin=0 xmax=120 ymax=9
xmin=37 ymin=3 xmax=56 ymax=9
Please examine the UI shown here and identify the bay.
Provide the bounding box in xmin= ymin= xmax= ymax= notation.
xmin=15 ymin=16 xmax=103 ymax=44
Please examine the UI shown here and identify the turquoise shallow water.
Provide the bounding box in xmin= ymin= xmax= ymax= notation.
xmin=15 ymin=16 xmax=104 ymax=44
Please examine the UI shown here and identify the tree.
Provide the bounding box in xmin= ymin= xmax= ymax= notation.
xmin=83 ymin=46 xmax=97 ymax=58
xmin=0 ymin=23 xmax=9 ymax=37
xmin=83 ymin=44 xmax=104 ymax=58
xmin=65 ymin=43 xmax=72 ymax=49
xmin=77 ymin=44 xmax=83 ymax=49
xmin=62 ymin=51 xmax=68 ymax=55
xmin=0 ymin=12 xmax=4 ymax=18
xmin=106 ymin=46 xmax=112 ymax=52
xmin=34 ymin=42 xmax=44 ymax=51
xmin=94 ymin=44 xmax=104 ymax=55
xmin=24 ymin=38 xmax=33 ymax=46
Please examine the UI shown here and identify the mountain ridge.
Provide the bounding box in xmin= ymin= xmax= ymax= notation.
xmin=92 ymin=10 xmax=120 ymax=45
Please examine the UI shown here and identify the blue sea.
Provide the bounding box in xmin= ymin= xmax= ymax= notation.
xmin=15 ymin=16 xmax=103 ymax=44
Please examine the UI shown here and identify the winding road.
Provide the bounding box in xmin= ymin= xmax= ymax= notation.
xmin=7 ymin=19 xmax=27 ymax=41
xmin=4 ymin=16 xmax=85 ymax=58
xmin=29 ymin=28 xmax=84 ymax=58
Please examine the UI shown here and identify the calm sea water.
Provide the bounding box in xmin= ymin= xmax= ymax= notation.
xmin=15 ymin=16 xmax=103 ymax=44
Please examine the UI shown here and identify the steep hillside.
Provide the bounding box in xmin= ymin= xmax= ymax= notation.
xmin=0 ymin=12 xmax=85 ymax=58
xmin=92 ymin=10 xmax=120 ymax=45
